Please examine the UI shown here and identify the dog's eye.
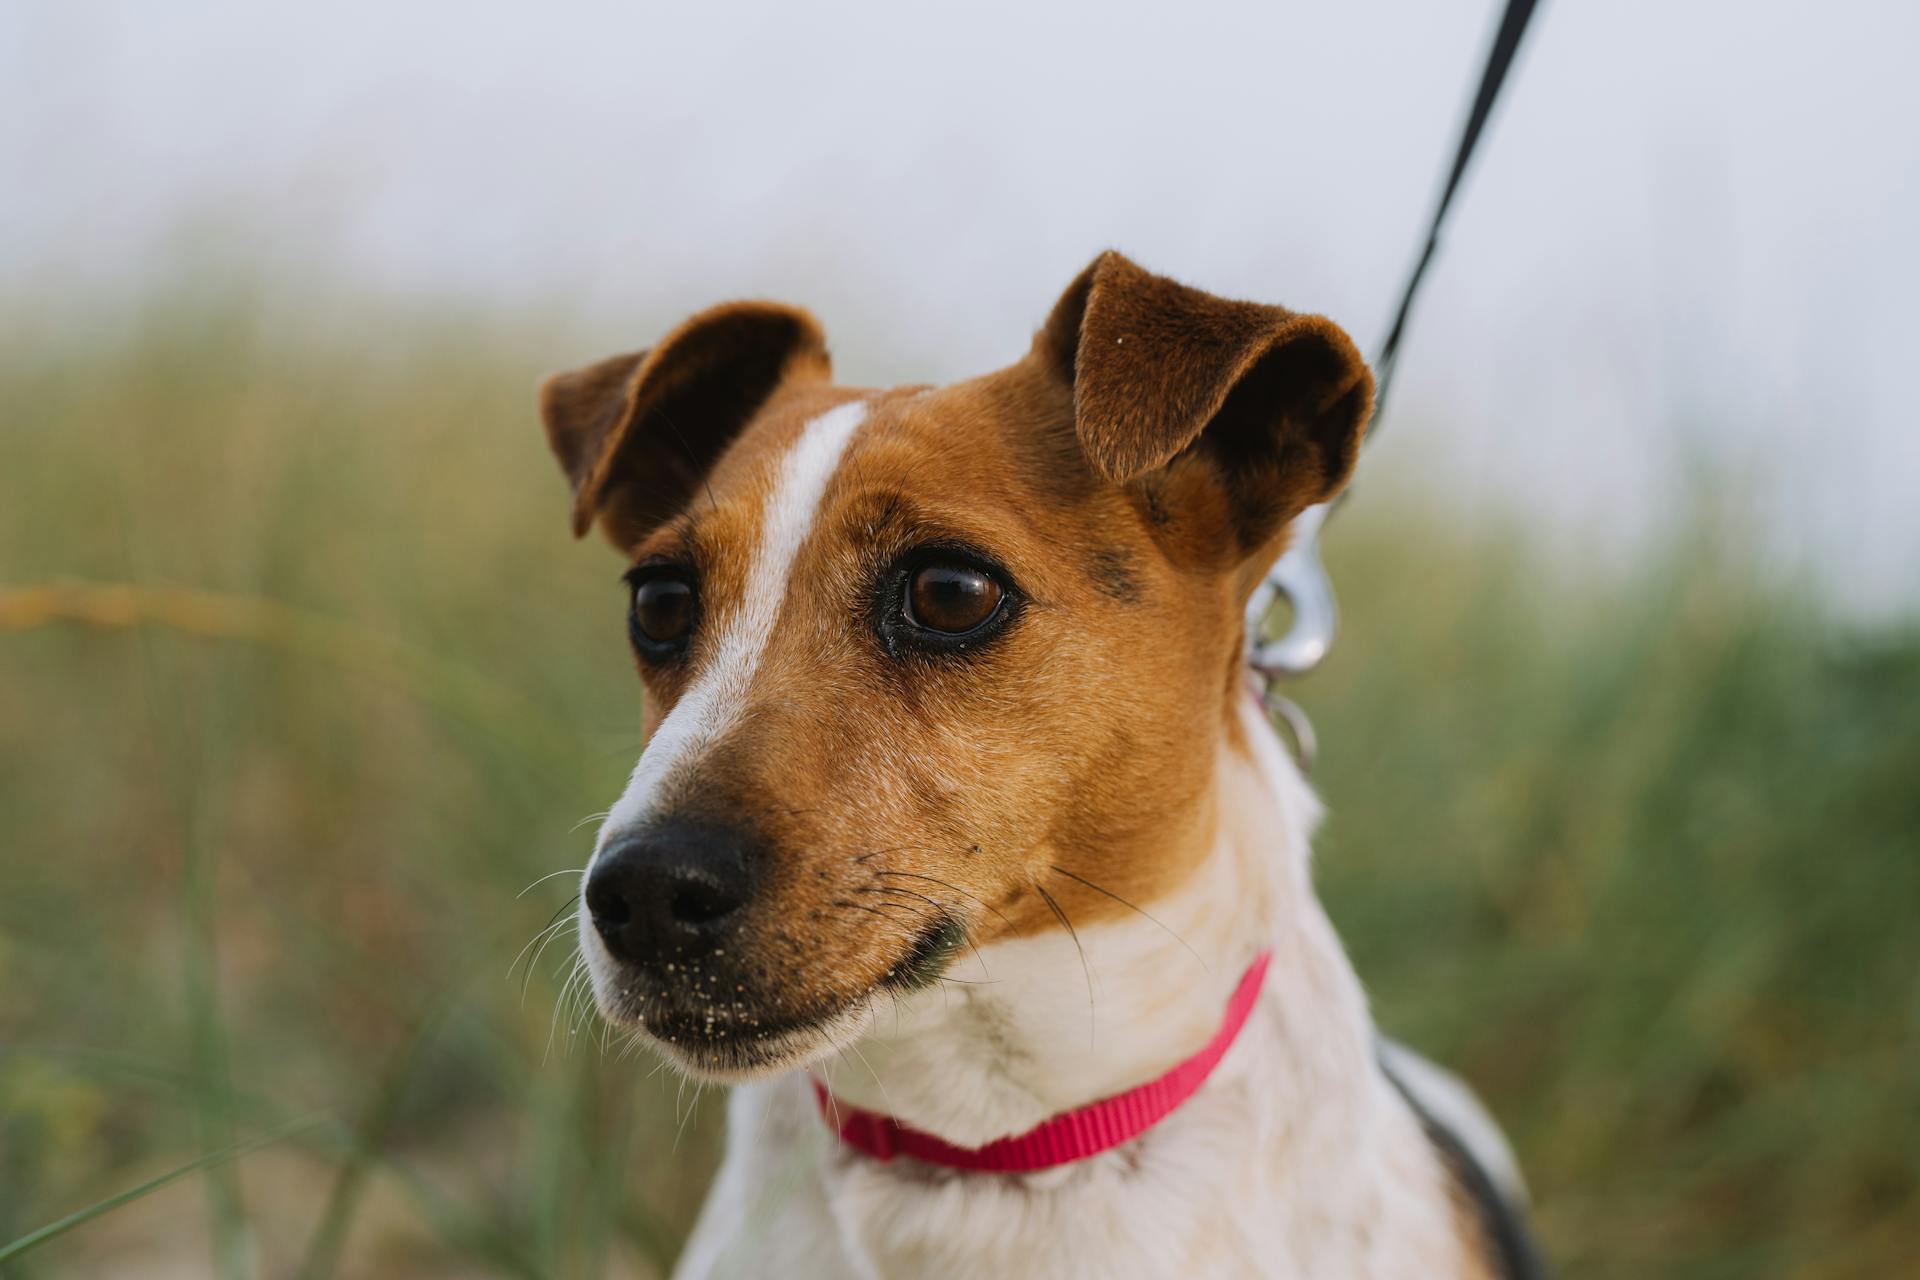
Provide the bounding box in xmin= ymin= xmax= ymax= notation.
xmin=906 ymin=562 xmax=1004 ymax=635
xmin=877 ymin=546 xmax=1022 ymax=659
xmin=626 ymin=568 xmax=697 ymax=658
xmin=635 ymin=579 xmax=694 ymax=641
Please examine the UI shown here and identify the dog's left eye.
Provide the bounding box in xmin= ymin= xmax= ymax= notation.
xmin=876 ymin=547 xmax=1022 ymax=658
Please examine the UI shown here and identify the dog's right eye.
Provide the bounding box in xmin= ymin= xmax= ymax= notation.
xmin=625 ymin=567 xmax=697 ymax=659
xmin=907 ymin=563 xmax=1003 ymax=635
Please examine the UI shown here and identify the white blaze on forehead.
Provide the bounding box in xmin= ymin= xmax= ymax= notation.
xmin=590 ymin=398 xmax=869 ymax=866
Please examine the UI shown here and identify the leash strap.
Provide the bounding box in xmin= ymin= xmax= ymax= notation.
xmin=1249 ymin=0 xmax=1544 ymax=683
xmin=1372 ymin=0 xmax=1542 ymax=425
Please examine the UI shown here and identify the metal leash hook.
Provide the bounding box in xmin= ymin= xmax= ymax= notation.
xmin=1246 ymin=501 xmax=1334 ymax=772
xmin=1246 ymin=499 xmax=1337 ymax=680
xmin=1243 ymin=0 xmax=1542 ymax=767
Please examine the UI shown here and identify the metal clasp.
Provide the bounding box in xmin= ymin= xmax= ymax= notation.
xmin=1245 ymin=500 xmax=1337 ymax=682
xmin=1244 ymin=500 xmax=1337 ymax=771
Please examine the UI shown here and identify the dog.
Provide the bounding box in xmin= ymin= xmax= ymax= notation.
xmin=538 ymin=252 xmax=1547 ymax=1278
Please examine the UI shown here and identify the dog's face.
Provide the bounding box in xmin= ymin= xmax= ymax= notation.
xmin=541 ymin=253 xmax=1372 ymax=1079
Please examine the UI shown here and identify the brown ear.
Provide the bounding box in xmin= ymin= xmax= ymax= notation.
xmin=539 ymin=300 xmax=831 ymax=542
xmin=1038 ymin=251 xmax=1373 ymax=554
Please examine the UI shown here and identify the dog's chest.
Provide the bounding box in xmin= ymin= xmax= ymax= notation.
xmin=818 ymin=1119 xmax=1254 ymax=1280
xmin=676 ymin=1045 xmax=1474 ymax=1280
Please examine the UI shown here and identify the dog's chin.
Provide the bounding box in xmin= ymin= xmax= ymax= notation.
xmin=582 ymin=916 xmax=965 ymax=1083
xmin=642 ymin=1002 xmax=874 ymax=1084
xmin=589 ymin=983 xmax=876 ymax=1084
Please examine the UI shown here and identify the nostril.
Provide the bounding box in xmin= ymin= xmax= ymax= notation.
xmin=585 ymin=878 xmax=631 ymax=928
xmin=669 ymin=877 xmax=742 ymax=927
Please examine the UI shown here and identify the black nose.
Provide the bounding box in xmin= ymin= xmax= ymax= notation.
xmin=585 ymin=825 xmax=755 ymax=966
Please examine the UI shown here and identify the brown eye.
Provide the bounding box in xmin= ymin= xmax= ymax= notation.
xmin=907 ymin=563 xmax=1003 ymax=635
xmin=630 ymin=575 xmax=695 ymax=651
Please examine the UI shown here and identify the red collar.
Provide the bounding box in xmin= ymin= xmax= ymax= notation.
xmin=813 ymin=950 xmax=1271 ymax=1173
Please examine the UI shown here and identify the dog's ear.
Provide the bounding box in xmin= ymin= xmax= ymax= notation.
xmin=1037 ymin=251 xmax=1373 ymax=558
xmin=540 ymin=301 xmax=831 ymax=544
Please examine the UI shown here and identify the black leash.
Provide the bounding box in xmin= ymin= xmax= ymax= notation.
xmin=1371 ymin=0 xmax=1543 ymax=428
xmin=1250 ymin=0 xmax=1544 ymax=683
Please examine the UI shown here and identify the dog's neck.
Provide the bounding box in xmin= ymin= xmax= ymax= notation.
xmin=816 ymin=692 xmax=1376 ymax=1152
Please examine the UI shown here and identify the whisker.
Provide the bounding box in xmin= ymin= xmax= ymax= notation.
xmin=518 ymin=866 xmax=588 ymax=898
xmin=1048 ymin=865 xmax=1208 ymax=973
xmin=568 ymin=965 xmax=601 ymax=1041
xmin=686 ymin=1080 xmax=713 ymax=1150
xmin=876 ymin=870 xmax=1015 ymax=933
xmin=558 ymin=966 xmax=590 ymax=1048
xmin=508 ymin=913 xmax=571 ymax=989
xmin=862 ymin=885 xmax=993 ymax=981
xmin=545 ymin=956 xmax=588 ymax=1063
xmin=831 ymin=900 xmax=916 ymax=936
xmin=845 ymin=1040 xmax=900 ymax=1120
xmin=508 ymin=897 xmax=582 ymax=999
xmin=856 ymin=887 xmax=935 ymax=918
xmin=1033 ymin=882 xmax=1096 ymax=1049
xmin=821 ymin=1060 xmax=844 ymax=1135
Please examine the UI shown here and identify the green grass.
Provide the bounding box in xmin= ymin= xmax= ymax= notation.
xmin=2 ymin=290 xmax=1915 ymax=1278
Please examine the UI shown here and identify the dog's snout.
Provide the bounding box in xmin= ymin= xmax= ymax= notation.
xmin=586 ymin=825 xmax=755 ymax=966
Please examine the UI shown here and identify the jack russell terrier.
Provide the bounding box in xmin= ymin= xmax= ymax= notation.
xmin=539 ymin=252 xmax=1548 ymax=1278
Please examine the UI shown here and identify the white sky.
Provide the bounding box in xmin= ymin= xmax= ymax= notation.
xmin=5 ymin=0 xmax=1917 ymax=614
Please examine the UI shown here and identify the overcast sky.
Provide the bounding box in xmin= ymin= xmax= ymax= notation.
xmin=5 ymin=0 xmax=1916 ymax=615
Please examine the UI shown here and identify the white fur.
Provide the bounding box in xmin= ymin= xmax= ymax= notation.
xmin=674 ymin=699 xmax=1491 ymax=1279
xmin=579 ymin=399 xmax=868 ymax=987
xmin=591 ymin=398 xmax=868 ymax=865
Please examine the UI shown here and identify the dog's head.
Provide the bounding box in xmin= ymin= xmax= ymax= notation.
xmin=541 ymin=252 xmax=1371 ymax=1079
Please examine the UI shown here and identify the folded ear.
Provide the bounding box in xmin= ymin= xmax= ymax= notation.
xmin=539 ymin=300 xmax=831 ymax=543
xmin=1038 ymin=251 xmax=1373 ymax=557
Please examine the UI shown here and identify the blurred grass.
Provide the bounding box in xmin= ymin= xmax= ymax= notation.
xmin=1 ymin=288 xmax=1915 ymax=1278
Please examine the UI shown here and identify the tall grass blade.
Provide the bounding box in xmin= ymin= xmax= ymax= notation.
xmin=0 ymin=1119 xmax=322 ymax=1268
xmin=295 ymin=996 xmax=450 ymax=1280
